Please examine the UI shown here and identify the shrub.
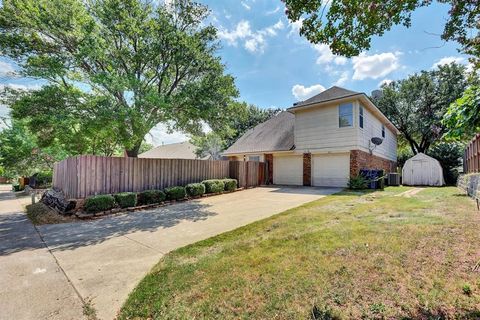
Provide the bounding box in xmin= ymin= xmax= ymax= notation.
xmin=348 ymin=174 xmax=368 ymax=190
xmin=428 ymin=142 xmax=463 ymax=185
xmin=223 ymin=178 xmax=237 ymax=191
xmin=35 ymin=171 xmax=53 ymax=187
xmin=185 ymin=183 xmax=205 ymax=197
xmin=202 ymin=179 xmax=224 ymax=193
xmin=114 ymin=192 xmax=137 ymax=208
xmin=165 ymin=186 xmax=186 ymax=200
xmin=137 ymin=190 xmax=166 ymax=205
xmin=84 ymin=194 xmax=115 ymax=213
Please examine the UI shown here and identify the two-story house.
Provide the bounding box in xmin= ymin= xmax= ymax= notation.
xmin=223 ymin=86 xmax=399 ymax=187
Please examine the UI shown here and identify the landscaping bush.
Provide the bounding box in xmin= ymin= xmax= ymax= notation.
xmin=348 ymin=174 xmax=368 ymax=190
xmin=202 ymin=179 xmax=224 ymax=193
xmin=223 ymin=178 xmax=237 ymax=191
xmin=185 ymin=183 xmax=205 ymax=197
xmin=428 ymin=142 xmax=463 ymax=185
xmin=114 ymin=192 xmax=137 ymax=208
xmin=35 ymin=171 xmax=53 ymax=187
xmin=165 ymin=186 xmax=186 ymax=200
xmin=137 ymin=190 xmax=166 ymax=205
xmin=84 ymin=194 xmax=115 ymax=213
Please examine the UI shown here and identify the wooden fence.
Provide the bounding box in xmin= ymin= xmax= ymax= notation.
xmin=464 ymin=133 xmax=480 ymax=173
xmin=53 ymin=155 xmax=266 ymax=199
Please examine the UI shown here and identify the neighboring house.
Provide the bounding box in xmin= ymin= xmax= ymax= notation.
xmin=223 ymin=86 xmax=399 ymax=187
xmin=139 ymin=141 xmax=207 ymax=159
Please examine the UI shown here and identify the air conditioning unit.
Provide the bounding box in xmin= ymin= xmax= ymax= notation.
xmin=388 ymin=173 xmax=400 ymax=186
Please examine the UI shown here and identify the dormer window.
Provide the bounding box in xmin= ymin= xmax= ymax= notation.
xmin=339 ymin=103 xmax=353 ymax=127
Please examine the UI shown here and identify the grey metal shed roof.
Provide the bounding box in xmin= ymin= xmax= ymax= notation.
xmin=291 ymin=86 xmax=360 ymax=108
xmin=223 ymin=111 xmax=295 ymax=155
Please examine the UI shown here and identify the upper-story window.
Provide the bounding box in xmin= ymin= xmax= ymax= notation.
xmin=359 ymin=105 xmax=364 ymax=129
xmin=381 ymin=124 xmax=386 ymax=138
xmin=248 ymin=155 xmax=260 ymax=162
xmin=339 ymin=103 xmax=353 ymax=127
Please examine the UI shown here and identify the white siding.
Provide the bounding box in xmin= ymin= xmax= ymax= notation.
xmin=312 ymin=153 xmax=350 ymax=187
xmin=357 ymin=104 xmax=397 ymax=161
xmin=294 ymin=101 xmax=359 ymax=151
xmin=273 ymin=154 xmax=303 ymax=185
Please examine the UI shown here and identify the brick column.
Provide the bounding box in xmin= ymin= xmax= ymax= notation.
xmin=265 ymin=154 xmax=273 ymax=184
xmin=303 ymin=153 xmax=311 ymax=186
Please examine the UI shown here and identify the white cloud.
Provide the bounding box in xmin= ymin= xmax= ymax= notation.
xmin=146 ymin=123 xmax=188 ymax=146
xmin=334 ymin=71 xmax=350 ymax=86
xmin=0 ymin=61 xmax=15 ymax=75
xmin=378 ymin=79 xmax=393 ymax=87
xmin=312 ymin=44 xmax=348 ymax=65
xmin=288 ymin=18 xmax=303 ymax=37
xmin=352 ymin=52 xmax=400 ymax=80
xmin=432 ymin=56 xmax=465 ymax=69
xmin=241 ymin=1 xmax=251 ymax=10
xmin=218 ymin=19 xmax=285 ymax=54
xmin=266 ymin=6 xmax=281 ymax=15
xmin=292 ymin=84 xmax=326 ymax=101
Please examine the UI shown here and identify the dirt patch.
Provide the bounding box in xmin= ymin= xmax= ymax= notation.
xmin=395 ymin=188 xmax=424 ymax=198
xmin=26 ymin=203 xmax=78 ymax=225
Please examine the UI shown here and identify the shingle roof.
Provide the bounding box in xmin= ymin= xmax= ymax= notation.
xmin=223 ymin=111 xmax=295 ymax=155
xmin=139 ymin=141 xmax=206 ymax=159
xmin=291 ymin=86 xmax=360 ymax=108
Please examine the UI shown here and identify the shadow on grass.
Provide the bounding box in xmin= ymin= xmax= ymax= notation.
xmin=401 ymin=307 xmax=480 ymax=320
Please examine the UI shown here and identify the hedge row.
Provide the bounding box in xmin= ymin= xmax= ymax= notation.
xmin=84 ymin=178 xmax=238 ymax=213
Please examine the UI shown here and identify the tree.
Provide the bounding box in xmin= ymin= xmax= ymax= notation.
xmin=284 ymin=0 xmax=479 ymax=68
xmin=443 ymin=85 xmax=480 ymax=139
xmin=222 ymin=102 xmax=281 ymax=147
xmin=373 ymin=63 xmax=467 ymax=154
xmin=428 ymin=141 xmax=463 ymax=185
xmin=0 ymin=0 xmax=238 ymax=157
xmin=190 ymin=132 xmax=225 ymax=160
xmin=0 ymin=120 xmax=68 ymax=176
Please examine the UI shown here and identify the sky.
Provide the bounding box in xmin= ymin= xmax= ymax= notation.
xmin=0 ymin=0 xmax=472 ymax=145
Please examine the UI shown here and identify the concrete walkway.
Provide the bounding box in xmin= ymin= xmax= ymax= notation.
xmin=0 ymin=185 xmax=85 ymax=320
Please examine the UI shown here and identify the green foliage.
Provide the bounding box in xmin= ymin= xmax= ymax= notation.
xmin=185 ymin=183 xmax=205 ymax=197
xmin=137 ymin=190 xmax=166 ymax=205
xmin=223 ymin=179 xmax=237 ymax=191
xmin=190 ymin=133 xmax=225 ymax=160
xmin=84 ymin=194 xmax=115 ymax=213
xmin=348 ymin=174 xmax=368 ymax=190
xmin=373 ymin=63 xmax=467 ymax=154
xmin=397 ymin=148 xmax=414 ymax=169
xmin=0 ymin=0 xmax=238 ymax=156
xmin=443 ymin=85 xmax=480 ymax=139
xmin=114 ymin=192 xmax=137 ymax=208
xmin=164 ymin=186 xmax=186 ymax=201
xmin=12 ymin=184 xmax=24 ymax=192
xmin=202 ymin=179 xmax=224 ymax=193
xmin=462 ymin=284 xmax=472 ymax=296
xmin=0 ymin=120 xmax=68 ymax=177
xmin=284 ymin=0 xmax=479 ymax=69
xmin=34 ymin=171 xmax=53 ymax=187
xmin=428 ymin=142 xmax=464 ymax=185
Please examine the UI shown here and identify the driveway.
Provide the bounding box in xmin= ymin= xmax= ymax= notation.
xmin=0 ymin=185 xmax=85 ymax=320
xmin=37 ymin=186 xmax=339 ymax=319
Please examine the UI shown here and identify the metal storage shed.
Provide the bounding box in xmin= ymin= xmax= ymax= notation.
xmin=402 ymin=153 xmax=445 ymax=186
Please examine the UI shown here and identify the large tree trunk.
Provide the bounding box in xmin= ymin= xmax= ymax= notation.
xmin=125 ymin=141 xmax=142 ymax=157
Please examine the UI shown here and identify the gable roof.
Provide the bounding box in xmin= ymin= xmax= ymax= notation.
xmin=293 ymin=86 xmax=360 ymax=108
xmin=223 ymin=111 xmax=295 ymax=155
xmin=139 ymin=141 xmax=205 ymax=159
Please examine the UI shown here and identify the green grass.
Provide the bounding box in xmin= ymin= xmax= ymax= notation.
xmin=119 ymin=187 xmax=480 ymax=319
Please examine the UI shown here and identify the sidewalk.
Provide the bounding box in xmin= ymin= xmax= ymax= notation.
xmin=0 ymin=185 xmax=85 ymax=320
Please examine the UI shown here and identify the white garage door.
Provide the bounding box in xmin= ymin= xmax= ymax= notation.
xmin=273 ymin=154 xmax=303 ymax=185
xmin=312 ymin=153 xmax=350 ymax=187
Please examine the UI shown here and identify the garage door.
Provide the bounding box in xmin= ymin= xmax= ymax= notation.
xmin=312 ymin=153 xmax=350 ymax=187
xmin=273 ymin=154 xmax=303 ymax=185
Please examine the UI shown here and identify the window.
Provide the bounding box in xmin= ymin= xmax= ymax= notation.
xmin=248 ymin=155 xmax=260 ymax=162
xmin=339 ymin=103 xmax=353 ymax=127
xmin=381 ymin=124 xmax=386 ymax=138
xmin=359 ymin=105 xmax=364 ymax=129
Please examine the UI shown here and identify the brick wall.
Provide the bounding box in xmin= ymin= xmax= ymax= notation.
xmin=303 ymin=153 xmax=311 ymax=186
xmin=265 ymin=154 xmax=273 ymax=184
xmin=350 ymin=150 xmax=397 ymax=176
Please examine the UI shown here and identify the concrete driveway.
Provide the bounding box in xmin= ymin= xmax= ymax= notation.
xmin=37 ymin=186 xmax=340 ymax=319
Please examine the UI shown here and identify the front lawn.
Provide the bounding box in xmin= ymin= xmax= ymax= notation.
xmin=119 ymin=187 xmax=480 ymax=319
